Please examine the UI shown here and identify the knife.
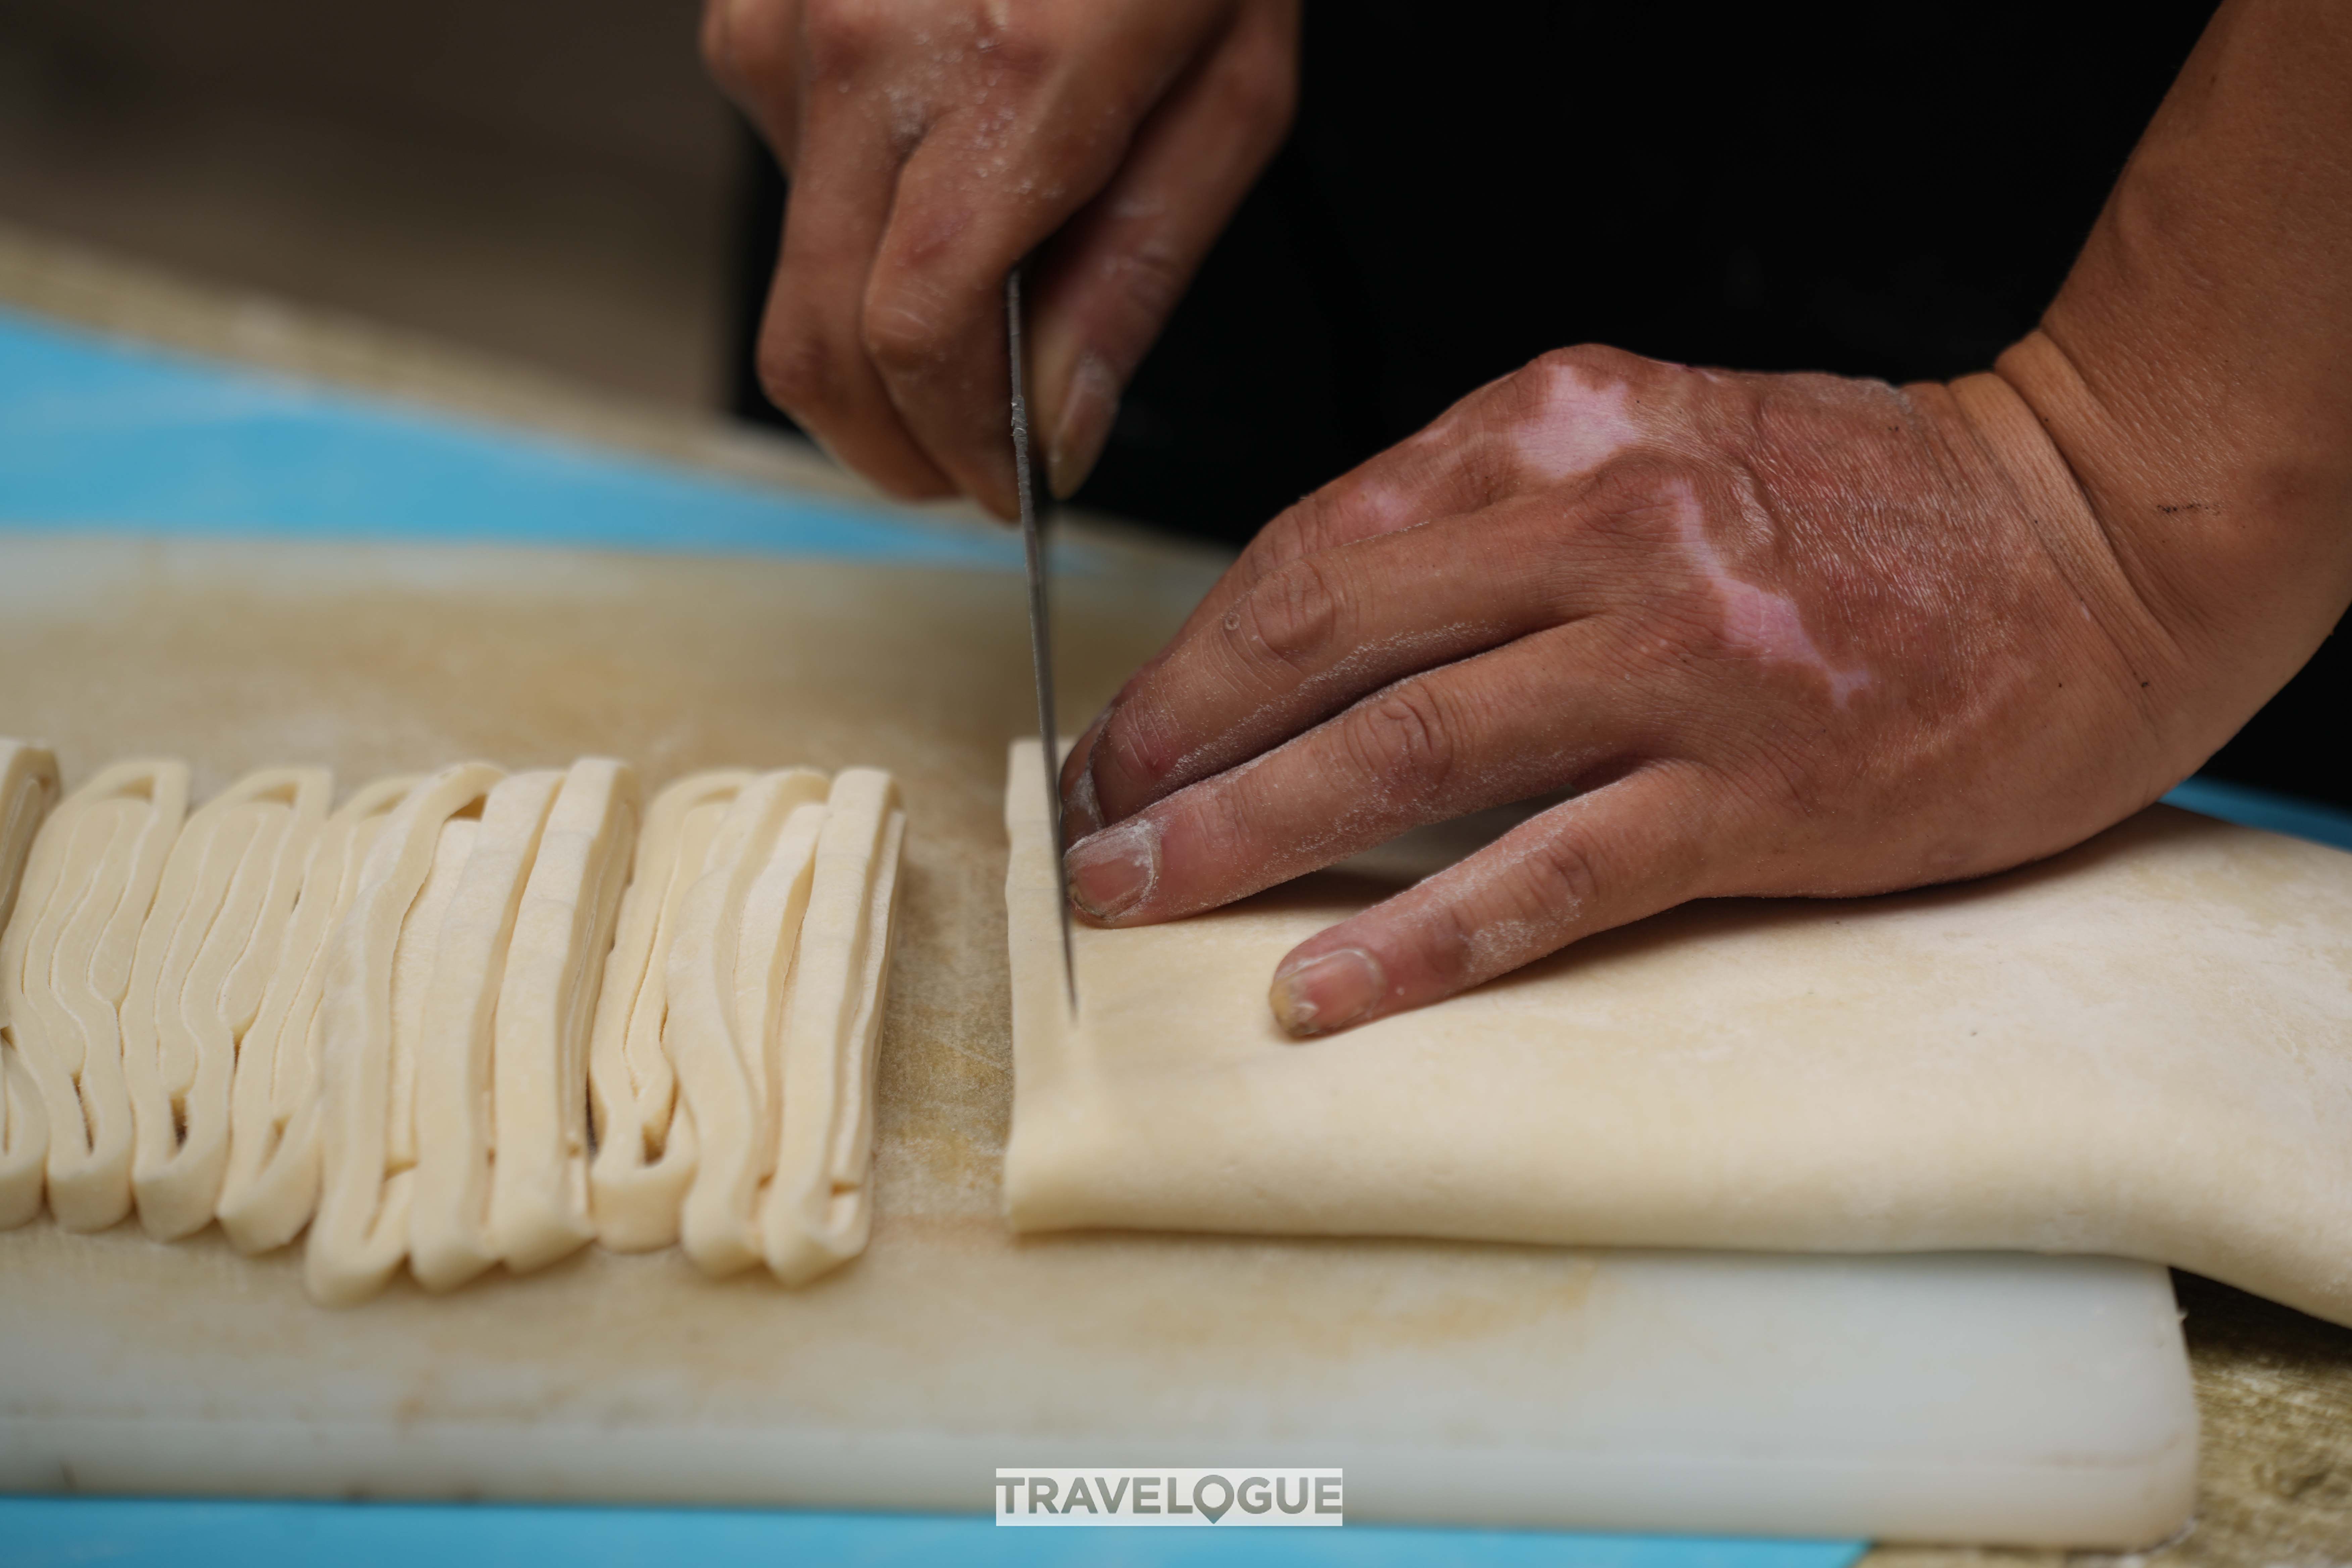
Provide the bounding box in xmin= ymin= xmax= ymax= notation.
xmin=1007 ymin=267 xmax=1077 ymax=1011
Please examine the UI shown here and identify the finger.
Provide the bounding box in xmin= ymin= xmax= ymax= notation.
xmin=1063 ymin=620 xmax=1660 ymax=926
xmin=1076 ymin=495 xmax=1628 ymax=828
xmin=1028 ymin=1 xmax=1300 ymax=497
xmin=756 ymin=53 xmax=956 ymax=500
xmin=701 ymin=0 xmax=803 ymax=167
xmin=1064 ymin=352 xmax=1663 ymax=810
xmin=862 ymin=15 xmax=1240 ymax=518
xmin=1267 ymin=763 xmax=1721 ymax=1036
xmin=1057 ymin=447 xmax=1596 ymax=825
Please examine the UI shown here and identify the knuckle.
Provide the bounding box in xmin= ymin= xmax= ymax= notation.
xmin=800 ymin=0 xmax=891 ymax=78
xmin=1103 ymin=234 xmax=1188 ymax=327
xmin=978 ymin=19 xmax=1059 ymax=89
xmin=1534 ymin=342 xmax=1644 ymax=383
xmin=859 ymin=292 xmax=942 ymax=377
xmin=1517 ymin=832 xmax=1604 ymax=923
xmin=700 ymin=0 xmax=786 ymax=90
xmin=1216 ymin=38 xmax=1300 ymax=145
xmin=1092 ymin=698 xmax=1189 ymax=807
xmin=753 ymin=314 xmax=841 ymax=420
xmin=1227 ymin=556 xmax=1346 ymax=678
xmin=1344 ymin=681 xmax=1458 ymax=804
xmin=1270 ymin=488 xmax=1354 ymax=560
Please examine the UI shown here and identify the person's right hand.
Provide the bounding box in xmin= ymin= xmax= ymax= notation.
xmin=702 ymin=0 xmax=1301 ymax=517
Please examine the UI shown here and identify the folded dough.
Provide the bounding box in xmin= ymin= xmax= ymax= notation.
xmin=0 ymin=740 xmax=62 ymax=1227
xmin=122 ymin=767 xmax=331 ymax=1239
xmin=489 ymin=757 xmax=638 ymax=1274
xmin=999 ymin=740 xmax=2352 ymax=1329
xmin=409 ymin=769 xmax=564 ymax=1292
xmin=0 ymin=740 xmax=60 ymax=937
xmin=668 ymin=769 xmax=829 ymax=1276
xmin=762 ymin=767 xmax=905 ymax=1286
xmin=587 ymin=770 xmax=747 ymax=1251
xmin=2 ymin=760 xmax=189 ymax=1232
xmin=217 ymin=776 xmax=416 ymax=1253
xmin=3 ymin=745 xmax=905 ymax=1299
xmin=307 ymin=762 xmax=503 ymax=1306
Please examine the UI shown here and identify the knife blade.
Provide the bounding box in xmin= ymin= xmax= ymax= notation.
xmin=1007 ymin=267 xmax=1077 ymax=1011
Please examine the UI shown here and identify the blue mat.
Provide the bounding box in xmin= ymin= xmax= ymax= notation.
xmin=1 ymin=305 xmax=2343 ymax=1568
xmin=0 ymin=308 xmax=1022 ymax=568
xmin=0 ymin=1499 xmax=1867 ymax=1568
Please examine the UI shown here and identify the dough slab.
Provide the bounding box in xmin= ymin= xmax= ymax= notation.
xmin=121 ymin=767 xmax=329 ymax=1239
xmin=0 ymin=739 xmax=60 ymax=1227
xmin=587 ymin=770 xmax=747 ymax=1251
xmin=0 ymin=740 xmax=58 ymax=939
xmin=216 ymin=776 xmax=415 ymax=1253
xmin=306 ymin=762 xmax=504 ymax=1306
xmin=3 ymin=760 xmax=188 ymax=1232
xmin=1001 ymin=740 xmax=2352 ymax=1328
xmin=489 ymin=758 xmax=638 ymax=1274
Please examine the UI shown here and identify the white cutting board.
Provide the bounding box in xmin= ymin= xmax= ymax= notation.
xmin=0 ymin=1226 xmax=2193 ymax=1546
xmin=0 ymin=533 xmax=2196 ymax=1548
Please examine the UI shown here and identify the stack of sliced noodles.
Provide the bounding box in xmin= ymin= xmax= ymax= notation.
xmin=0 ymin=739 xmax=904 ymax=1305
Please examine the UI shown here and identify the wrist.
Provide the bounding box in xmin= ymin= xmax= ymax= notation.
xmin=1989 ymin=324 xmax=2351 ymax=709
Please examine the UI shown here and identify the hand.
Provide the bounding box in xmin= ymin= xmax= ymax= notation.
xmin=702 ymin=0 xmax=1299 ymax=516
xmin=1055 ymin=342 xmax=2317 ymax=1035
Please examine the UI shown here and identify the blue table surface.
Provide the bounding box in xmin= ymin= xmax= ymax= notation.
xmin=3 ymin=308 xmax=2347 ymax=1568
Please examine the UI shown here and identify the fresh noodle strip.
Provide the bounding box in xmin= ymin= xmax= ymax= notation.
xmin=307 ymin=763 xmax=502 ymax=1307
xmin=8 ymin=761 xmax=190 ymax=1232
xmin=762 ymin=768 xmax=904 ymax=1285
xmin=218 ymin=777 xmax=415 ymax=1253
xmin=409 ymin=770 xmax=564 ymax=1292
xmin=0 ymin=740 xmax=62 ymax=1228
xmin=669 ymin=769 xmax=829 ymax=1276
xmin=489 ymin=758 xmax=638 ymax=1274
xmin=733 ymin=803 xmax=829 ymax=1195
xmin=122 ymin=768 xmax=331 ymax=1239
xmin=0 ymin=741 xmax=61 ymax=936
xmin=587 ymin=770 xmax=748 ymax=1251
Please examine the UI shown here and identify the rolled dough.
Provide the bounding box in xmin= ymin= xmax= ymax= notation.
xmin=488 ymin=757 xmax=638 ymax=1274
xmin=217 ymin=776 xmax=416 ymax=1254
xmin=668 ymin=770 xmax=828 ymax=1276
xmin=0 ymin=739 xmax=61 ymax=1228
xmin=587 ymin=770 xmax=747 ymax=1251
xmin=410 ymin=769 xmax=564 ymax=1292
xmin=763 ymin=768 xmax=905 ymax=1286
xmin=2 ymin=760 xmax=188 ymax=1232
xmin=1000 ymin=741 xmax=2352 ymax=1328
xmin=0 ymin=743 xmax=904 ymax=1303
xmin=121 ymin=767 xmax=330 ymax=1240
xmin=306 ymin=762 xmax=503 ymax=1306
xmin=0 ymin=740 xmax=59 ymax=939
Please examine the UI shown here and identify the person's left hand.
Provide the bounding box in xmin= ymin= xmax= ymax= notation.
xmin=1052 ymin=342 xmax=2261 ymax=1036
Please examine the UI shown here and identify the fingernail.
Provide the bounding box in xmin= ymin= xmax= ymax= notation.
xmin=1063 ymin=766 xmax=1103 ymax=839
xmin=1065 ymin=817 xmax=1159 ymax=921
xmin=1268 ymin=947 xmax=1387 ymax=1037
xmin=1047 ymin=351 xmax=1120 ymax=499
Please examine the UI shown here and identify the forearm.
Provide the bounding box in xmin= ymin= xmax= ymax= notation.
xmin=1987 ymin=0 xmax=2352 ymax=744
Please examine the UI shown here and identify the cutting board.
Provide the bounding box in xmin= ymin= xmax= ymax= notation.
xmin=0 ymin=313 xmax=2196 ymax=1547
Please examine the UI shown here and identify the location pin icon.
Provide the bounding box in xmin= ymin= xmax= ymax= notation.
xmin=1194 ymin=1475 xmax=1233 ymax=1524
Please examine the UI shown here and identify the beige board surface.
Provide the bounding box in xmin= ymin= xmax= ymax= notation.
xmin=0 ymin=531 xmax=2197 ymax=1546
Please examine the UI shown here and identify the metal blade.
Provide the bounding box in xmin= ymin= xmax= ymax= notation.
xmin=1008 ymin=267 xmax=1076 ymax=1010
